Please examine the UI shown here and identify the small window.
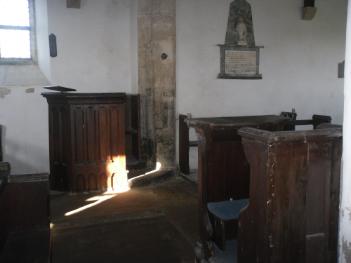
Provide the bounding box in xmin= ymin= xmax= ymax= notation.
xmin=0 ymin=0 xmax=35 ymax=63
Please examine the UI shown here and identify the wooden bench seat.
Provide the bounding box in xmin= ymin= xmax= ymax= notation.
xmin=207 ymin=199 xmax=249 ymax=250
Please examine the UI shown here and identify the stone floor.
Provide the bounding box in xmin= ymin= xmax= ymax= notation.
xmin=50 ymin=176 xmax=198 ymax=263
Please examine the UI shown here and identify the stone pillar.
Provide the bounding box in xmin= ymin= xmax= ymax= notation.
xmin=138 ymin=0 xmax=176 ymax=169
xmin=339 ymin=1 xmax=351 ymax=262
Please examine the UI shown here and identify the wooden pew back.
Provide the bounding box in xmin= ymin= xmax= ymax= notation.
xmin=0 ymin=162 xmax=10 ymax=250
xmin=238 ymin=127 xmax=342 ymax=263
xmin=0 ymin=173 xmax=50 ymax=263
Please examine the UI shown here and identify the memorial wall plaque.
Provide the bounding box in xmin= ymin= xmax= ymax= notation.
xmin=218 ymin=0 xmax=263 ymax=79
xmin=219 ymin=45 xmax=262 ymax=79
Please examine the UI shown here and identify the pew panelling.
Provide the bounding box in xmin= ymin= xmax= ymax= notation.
xmin=180 ymin=112 xmax=332 ymax=176
xmin=0 ymin=126 xmax=2 ymax=162
xmin=42 ymin=92 xmax=127 ymax=192
xmin=188 ymin=115 xmax=292 ymax=259
xmin=0 ymin=162 xmax=10 ymax=251
xmin=238 ymin=128 xmax=342 ymax=263
xmin=0 ymin=173 xmax=50 ymax=263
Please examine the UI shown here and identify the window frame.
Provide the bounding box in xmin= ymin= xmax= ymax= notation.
xmin=0 ymin=0 xmax=36 ymax=65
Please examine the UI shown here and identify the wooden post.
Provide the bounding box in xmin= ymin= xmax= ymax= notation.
xmin=0 ymin=126 xmax=2 ymax=162
xmin=179 ymin=115 xmax=190 ymax=174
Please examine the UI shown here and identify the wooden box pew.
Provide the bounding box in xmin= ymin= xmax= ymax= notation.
xmin=0 ymin=125 xmax=3 ymax=162
xmin=179 ymin=112 xmax=331 ymax=176
xmin=237 ymin=127 xmax=342 ymax=263
xmin=0 ymin=162 xmax=10 ymax=250
xmin=0 ymin=169 xmax=51 ymax=263
xmin=179 ymin=112 xmax=332 ymax=261
xmin=188 ymin=115 xmax=293 ymax=260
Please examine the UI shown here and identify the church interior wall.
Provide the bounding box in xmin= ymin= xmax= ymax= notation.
xmin=176 ymin=0 xmax=347 ymax=169
xmin=0 ymin=0 xmax=347 ymax=174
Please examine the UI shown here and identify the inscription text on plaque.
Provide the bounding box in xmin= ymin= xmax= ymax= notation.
xmin=218 ymin=45 xmax=262 ymax=79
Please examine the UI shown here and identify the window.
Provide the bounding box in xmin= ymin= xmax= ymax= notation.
xmin=0 ymin=0 xmax=35 ymax=63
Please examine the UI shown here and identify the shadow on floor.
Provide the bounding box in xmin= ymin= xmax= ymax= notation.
xmin=50 ymin=176 xmax=198 ymax=263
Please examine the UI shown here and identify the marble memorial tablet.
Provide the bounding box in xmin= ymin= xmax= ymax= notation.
xmin=218 ymin=0 xmax=263 ymax=80
xmin=218 ymin=45 xmax=262 ymax=79
xmin=225 ymin=50 xmax=257 ymax=75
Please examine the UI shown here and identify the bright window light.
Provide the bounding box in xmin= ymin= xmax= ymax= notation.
xmin=0 ymin=29 xmax=30 ymax=58
xmin=0 ymin=0 xmax=30 ymax=27
xmin=0 ymin=0 xmax=32 ymax=60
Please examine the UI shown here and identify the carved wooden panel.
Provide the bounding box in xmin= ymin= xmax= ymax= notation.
xmin=43 ymin=93 xmax=127 ymax=192
xmin=49 ymin=105 xmax=70 ymax=191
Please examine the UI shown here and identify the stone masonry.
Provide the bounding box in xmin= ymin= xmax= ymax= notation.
xmin=138 ymin=0 xmax=176 ymax=169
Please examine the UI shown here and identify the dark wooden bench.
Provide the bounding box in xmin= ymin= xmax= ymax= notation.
xmin=178 ymin=111 xmax=332 ymax=175
xmin=188 ymin=115 xmax=292 ymax=260
xmin=0 ymin=170 xmax=51 ymax=263
xmin=0 ymin=162 xmax=10 ymax=250
xmin=180 ymin=112 xmax=333 ymax=261
xmin=237 ymin=127 xmax=342 ymax=263
xmin=0 ymin=125 xmax=2 ymax=162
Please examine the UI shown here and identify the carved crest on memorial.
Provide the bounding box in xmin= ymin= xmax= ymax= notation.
xmin=218 ymin=0 xmax=263 ymax=79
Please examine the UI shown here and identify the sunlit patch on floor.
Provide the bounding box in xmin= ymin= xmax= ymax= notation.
xmin=64 ymin=161 xmax=163 ymax=217
xmin=128 ymin=162 xmax=162 ymax=183
xmin=64 ymin=193 xmax=116 ymax=217
xmin=106 ymin=155 xmax=130 ymax=194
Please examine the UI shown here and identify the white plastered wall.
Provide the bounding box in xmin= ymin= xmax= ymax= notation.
xmin=0 ymin=0 xmax=137 ymax=174
xmin=47 ymin=0 xmax=137 ymax=93
xmin=176 ymin=0 xmax=347 ymax=169
xmin=0 ymin=0 xmax=346 ymax=174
